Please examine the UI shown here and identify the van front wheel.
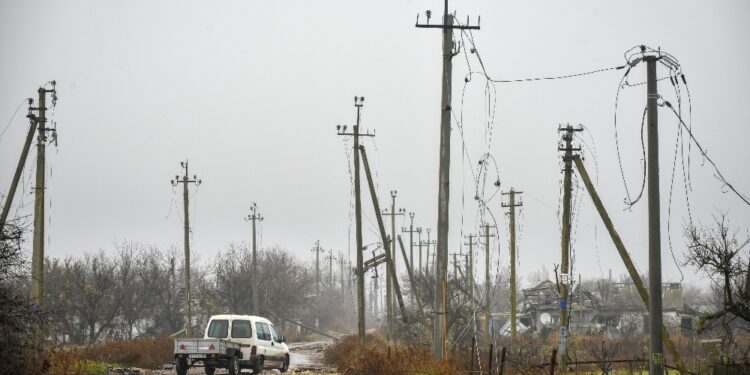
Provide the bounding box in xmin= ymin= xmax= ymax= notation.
xmin=280 ymin=355 xmax=289 ymax=373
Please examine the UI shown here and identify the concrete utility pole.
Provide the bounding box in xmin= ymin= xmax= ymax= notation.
xmin=326 ymin=249 xmax=336 ymax=288
xmin=416 ymin=0 xmax=480 ymax=359
xmin=245 ymin=202 xmax=263 ymax=315
xmin=424 ymin=228 xmax=436 ymax=274
xmin=171 ymin=160 xmax=201 ymax=337
xmin=481 ymin=223 xmax=495 ymax=344
xmin=311 ymin=241 xmax=324 ymax=324
xmin=557 ymin=124 xmax=582 ymax=366
xmin=415 ymin=228 xmax=423 ymax=273
xmin=402 ymin=212 xmax=418 ymax=304
xmin=29 ymin=82 xmax=57 ymax=305
xmin=463 ymin=234 xmax=476 ymax=302
xmin=337 ymin=96 xmax=373 ymax=346
xmin=0 ymin=98 xmax=37 ymax=238
xmin=645 ymin=53 xmax=664 ymax=375
xmin=381 ymin=191 xmax=404 ymax=339
xmin=502 ymin=189 xmax=522 ymax=339
xmin=451 ymin=253 xmax=460 ymax=280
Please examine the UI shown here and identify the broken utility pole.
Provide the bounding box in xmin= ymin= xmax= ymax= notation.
xmin=572 ymin=154 xmax=686 ymax=372
xmin=359 ymin=145 xmax=408 ymax=325
xmin=171 ymin=160 xmax=201 ymax=337
xmin=336 ymin=96 xmax=372 ymax=346
xmin=502 ymin=189 xmax=522 ymax=339
xmin=415 ymin=0 xmax=480 ymax=358
xmin=245 ymin=202 xmax=263 ymax=315
xmin=557 ymin=123 xmax=582 ymax=367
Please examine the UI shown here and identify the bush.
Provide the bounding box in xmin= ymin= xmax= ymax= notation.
xmin=324 ymin=334 xmax=460 ymax=375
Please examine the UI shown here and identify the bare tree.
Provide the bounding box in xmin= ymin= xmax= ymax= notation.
xmin=684 ymin=213 xmax=750 ymax=332
xmin=0 ymin=219 xmax=47 ymax=373
xmin=212 ymin=243 xmax=253 ymax=314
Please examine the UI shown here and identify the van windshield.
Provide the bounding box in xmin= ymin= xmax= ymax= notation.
xmin=207 ymin=319 xmax=228 ymax=338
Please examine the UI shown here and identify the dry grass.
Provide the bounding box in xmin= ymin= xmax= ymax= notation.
xmin=324 ymin=334 xmax=460 ymax=375
xmin=42 ymin=336 xmax=173 ymax=374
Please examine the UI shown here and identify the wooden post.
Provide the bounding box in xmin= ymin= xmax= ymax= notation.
xmin=488 ymin=343 xmax=494 ymax=375
xmin=499 ymin=347 xmax=506 ymax=375
xmin=549 ymin=348 xmax=557 ymax=375
xmin=471 ymin=336 xmax=476 ymax=372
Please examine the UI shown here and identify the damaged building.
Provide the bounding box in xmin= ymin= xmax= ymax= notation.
xmin=496 ymin=279 xmax=699 ymax=337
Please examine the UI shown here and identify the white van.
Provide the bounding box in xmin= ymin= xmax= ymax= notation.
xmin=197 ymin=314 xmax=290 ymax=374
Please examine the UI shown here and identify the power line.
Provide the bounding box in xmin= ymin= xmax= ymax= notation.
xmin=663 ymin=100 xmax=750 ymax=206
xmin=466 ymin=65 xmax=627 ymax=84
xmin=0 ymin=99 xmax=27 ymax=143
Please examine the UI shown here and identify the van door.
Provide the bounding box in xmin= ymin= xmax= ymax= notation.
xmin=267 ymin=323 xmax=285 ymax=365
xmin=255 ymin=322 xmax=281 ymax=367
xmin=230 ymin=319 xmax=254 ymax=362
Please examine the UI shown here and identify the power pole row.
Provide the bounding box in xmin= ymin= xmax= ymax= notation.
xmin=401 ymin=212 xmax=418 ymax=305
xmin=381 ymin=191 xmax=404 ymax=339
xmin=171 ymin=161 xmax=201 ymax=337
xmin=481 ymin=223 xmax=495 ymax=345
xmin=311 ymin=240 xmax=324 ymax=326
xmin=502 ymin=189 xmax=522 ymax=339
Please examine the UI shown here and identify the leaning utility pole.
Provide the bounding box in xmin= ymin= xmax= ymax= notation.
xmin=245 ymin=202 xmax=263 ymax=315
xmin=337 ymin=96 xmax=373 ymax=346
xmin=402 ymin=212 xmax=418 ymax=304
xmin=0 ymin=98 xmax=36 ymax=238
xmin=416 ymin=0 xmax=480 ymax=359
xmin=481 ymin=223 xmax=495 ymax=344
xmin=171 ymin=160 xmax=201 ymax=337
xmin=463 ymin=234 xmax=476 ymax=301
xmin=502 ymin=189 xmax=522 ymax=339
xmin=29 ymin=82 xmax=57 ymax=305
xmin=311 ymin=241 xmax=324 ymax=323
xmin=557 ymin=124 xmax=582 ymax=366
xmin=381 ymin=190 xmax=404 ymax=339
xmin=645 ymin=53 xmax=664 ymax=375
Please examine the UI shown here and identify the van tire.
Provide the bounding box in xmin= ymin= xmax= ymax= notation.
xmin=227 ymin=356 xmax=240 ymax=375
xmin=205 ymin=365 xmax=215 ymax=375
xmin=253 ymin=356 xmax=264 ymax=374
xmin=280 ymin=355 xmax=289 ymax=373
xmin=176 ymin=358 xmax=188 ymax=375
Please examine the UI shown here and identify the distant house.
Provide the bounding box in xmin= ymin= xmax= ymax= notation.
xmin=519 ymin=280 xmax=601 ymax=334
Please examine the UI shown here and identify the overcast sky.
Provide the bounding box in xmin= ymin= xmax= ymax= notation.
xmin=1 ymin=0 xmax=748 ymax=289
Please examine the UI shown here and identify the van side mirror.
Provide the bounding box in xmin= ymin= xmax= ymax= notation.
xmin=277 ymin=335 xmax=286 ymax=343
